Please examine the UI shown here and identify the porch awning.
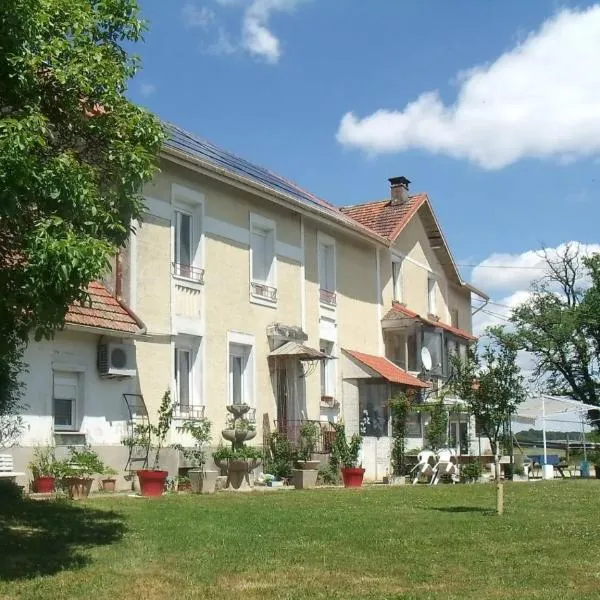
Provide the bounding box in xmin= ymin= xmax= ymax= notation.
xmin=268 ymin=341 xmax=329 ymax=361
xmin=343 ymin=349 xmax=430 ymax=388
xmin=513 ymin=395 xmax=598 ymax=425
xmin=381 ymin=302 xmax=477 ymax=342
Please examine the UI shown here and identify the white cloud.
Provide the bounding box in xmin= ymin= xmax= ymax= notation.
xmin=241 ymin=0 xmax=307 ymax=63
xmin=139 ymin=83 xmax=156 ymax=97
xmin=337 ymin=6 xmax=600 ymax=169
xmin=471 ymin=242 xmax=600 ymax=292
xmin=184 ymin=0 xmax=308 ymax=64
xmin=206 ymin=27 xmax=237 ymax=56
xmin=182 ymin=3 xmax=215 ymax=28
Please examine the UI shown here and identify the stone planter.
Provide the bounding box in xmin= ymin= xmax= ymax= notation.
xmin=101 ymin=478 xmax=116 ymax=493
xmin=293 ymin=468 xmax=318 ymax=489
xmin=65 ymin=477 xmax=93 ymax=500
xmin=296 ymin=460 xmax=320 ymax=471
xmin=215 ymin=458 xmax=261 ymax=490
xmin=189 ymin=469 xmax=218 ymax=494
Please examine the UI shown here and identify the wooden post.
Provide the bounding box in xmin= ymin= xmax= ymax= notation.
xmin=495 ymin=440 xmax=504 ymax=516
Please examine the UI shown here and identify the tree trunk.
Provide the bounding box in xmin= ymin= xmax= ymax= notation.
xmin=495 ymin=441 xmax=504 ymax=516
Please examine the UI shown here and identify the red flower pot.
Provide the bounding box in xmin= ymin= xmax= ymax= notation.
xmin=137 ymin=470 xmax=168 ymax=497
xmin=34 ymin=476 xmax=55 ymax=493
xmin=341 ymin=467 xmax=365 ymax=488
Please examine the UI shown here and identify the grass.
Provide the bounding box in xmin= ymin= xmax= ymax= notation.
xmin=2 ymin=481 xmax=600 ymax=599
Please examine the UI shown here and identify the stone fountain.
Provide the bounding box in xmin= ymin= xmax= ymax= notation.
xmin=215 ymin=404 xmax=262 ymax=490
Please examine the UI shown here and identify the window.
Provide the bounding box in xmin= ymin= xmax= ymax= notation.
xmin=450 ymin=308 xmax=459 ymax=328
xmin=53 ymin=371 xmax=79 ymax=431
xmin=423 ymin=328 xmax=443 ymax=373
xmin=392 ymin=258 xmax=403 ymax=302
xmin=427 ymin=277 xmax=437 ymax=315
xmin=406 ymin=412 xmax=422 ymax=438
xmin=407 ymin=331 xmax=418 ymax=371
xmin=250 ymin=214 xmax=276 ymax=303
xmin=358 ymin=382 xmax=390 ymax=437
xmin=172 ymin=185 xmax=204 ymax=283
xmin=318 ymin=236 xmax=336 ymax=306
xmin=174 ymin=208 xmax=203 ymax=282
xmin=173 ymin=339 xmax=202 ymax=416
xmin=387 ymin=334 xmax=406 ymax=370
xmin=174 ymin=347 xmax=192 ymax=412
xmin=320 ymin=340 xmax=335 ymax=399
xmin=229 ymin=343 xmax=251 ymax=406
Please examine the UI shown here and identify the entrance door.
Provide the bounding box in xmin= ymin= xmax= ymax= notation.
xmin=449 ymin=419 xmax=469 ymax=455
xmin=276 ymin=363 xmax=288 ymax=427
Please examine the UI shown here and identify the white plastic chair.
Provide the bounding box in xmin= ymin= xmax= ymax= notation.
xmin=431 ymin=448 xmax=459 ymax=485
xmin=411 ymin=450 xmax=436 ymax=485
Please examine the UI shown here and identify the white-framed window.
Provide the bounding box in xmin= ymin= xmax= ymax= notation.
xmin=318 ymin=233 xmax=336 ymax=306
xmin=450 ymin=308 xmax=460 ymax=328
xmin=320 ymin=340 xmax=335 ymax=399
xmin=392 ymin=257 xmax=404 ymax=302
xmin=172 ymin=184 xmax=204 ymax=284
xmin=250 ymin=213 xmax=277 ymax=304
xmin=228 ymin=339 xmax=254 ymax=406
xmin=173 ymin=337 xmax=203 ymax=416
xmin=53 ymin=371 xmax=79 ymax=431
xmin=427 ymin=276 xmax=437 ymax=315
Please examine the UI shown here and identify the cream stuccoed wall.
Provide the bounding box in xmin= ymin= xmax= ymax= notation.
xmin=140 ymin=163 xmax=309 ymax=440
xmin=303 ymin=220 xmax=381 ymax=424
xmin=381 ymin=209 xmax=471 ymax=329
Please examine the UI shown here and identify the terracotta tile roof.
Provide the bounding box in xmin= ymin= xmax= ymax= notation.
xmin=66 ymin=281 xmax=143 ymax=334
xmin=383 ymin=302 xmax=477 ymax=342
xmin=340 ymin=195 xmax=427 ymax=240
xmin=343 ymin=349 xmax=430 ymax=388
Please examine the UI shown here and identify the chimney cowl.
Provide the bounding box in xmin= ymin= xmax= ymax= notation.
xmin=388 ymin=176 xmax=410 ymax=205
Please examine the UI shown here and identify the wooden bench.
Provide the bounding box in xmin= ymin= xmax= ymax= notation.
xmin=0 ymin=454 xmax=25 ymax=483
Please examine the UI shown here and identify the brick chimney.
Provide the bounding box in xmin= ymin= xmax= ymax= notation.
xmin=389 ymin=176 xmax=410 ymax=205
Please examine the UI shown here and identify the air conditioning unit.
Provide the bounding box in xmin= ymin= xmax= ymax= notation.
xmin=98 ymin=343 xmax=137 ymax=378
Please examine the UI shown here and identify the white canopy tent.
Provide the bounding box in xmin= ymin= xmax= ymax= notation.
xmin=513 ymin=395 xmax=598 ymax=463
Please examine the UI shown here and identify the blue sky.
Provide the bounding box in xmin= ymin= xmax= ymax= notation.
xmin=131 ymin=0 xmax=600 ymax=332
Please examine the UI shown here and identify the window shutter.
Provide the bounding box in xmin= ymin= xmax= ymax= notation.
xmin=251 ymin=229 xmax=268 ymax=283
xmin=53 ymin=372 xmax=78 ymax=400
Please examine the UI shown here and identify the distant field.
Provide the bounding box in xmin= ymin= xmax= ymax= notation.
xmin=2 ymin=481 xmax=600 ymax=599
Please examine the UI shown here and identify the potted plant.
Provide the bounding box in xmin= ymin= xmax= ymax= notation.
xmin=173 ymin=417 xmax=217 ymax=494
xmin=460 ymin=461 xmax=482 ymax=484
xmin=101 ymin=467 xmax=118 ymax=492
xmin=57 ymin=445 xmax=107 ymax=500
xmin=331 ymin=423 xmax=364 ymax=488
xmin=130 ymin=390 xmax=175 ymax=497
xmin=293 ymin=422 xmax=320 ymax=489
xmin=28 ymin=445 xmax=56 ymax=493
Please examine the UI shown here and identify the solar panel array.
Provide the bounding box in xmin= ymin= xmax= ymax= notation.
xmin=164 ymin=123 xmax=371 ymax=232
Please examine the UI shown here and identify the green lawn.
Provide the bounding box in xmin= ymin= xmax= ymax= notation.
xmin=2 ymin=481 xmax=600 ymax=599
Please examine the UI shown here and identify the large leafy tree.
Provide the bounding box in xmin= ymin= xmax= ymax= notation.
xmin=0 ymin=1 xmax=163 ymax=422
xmin=450 ymin=327 xmax=526 ymax=515
xmin=509 ymin=246 xmax=600 ymax=428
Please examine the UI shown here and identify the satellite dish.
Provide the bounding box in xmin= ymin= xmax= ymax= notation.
xmin=421 ymin=347 xmax=432 ymax=371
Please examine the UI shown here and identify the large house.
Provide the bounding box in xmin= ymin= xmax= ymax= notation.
xmin=12 ymin=124 xmax=488 ymax=486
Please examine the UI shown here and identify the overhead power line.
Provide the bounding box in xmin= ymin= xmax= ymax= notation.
xmin=458 ymin=264 xmax=546 ymax=270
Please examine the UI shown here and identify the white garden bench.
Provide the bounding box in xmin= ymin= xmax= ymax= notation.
xmin=0 ymin=454 xmax=25 ymax=482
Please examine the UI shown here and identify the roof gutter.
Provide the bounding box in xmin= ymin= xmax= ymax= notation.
xmin=161 ymin=146 xmax=389 ymax=248
xmin=64 ymin=323 xmax=143 ymax=338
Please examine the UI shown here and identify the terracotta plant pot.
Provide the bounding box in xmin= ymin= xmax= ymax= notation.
xmin=341 ymin=467 xmax=365 ymax=488
xmin=102 ymin=478 xmax=116 ymax=493
xmin=66 ymin=477 xmax=93 ymax=500
xmin=34 ymin=475 xmax=55 ymax=494
xmin=137 ymin=469 xmax=168 ymax=497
